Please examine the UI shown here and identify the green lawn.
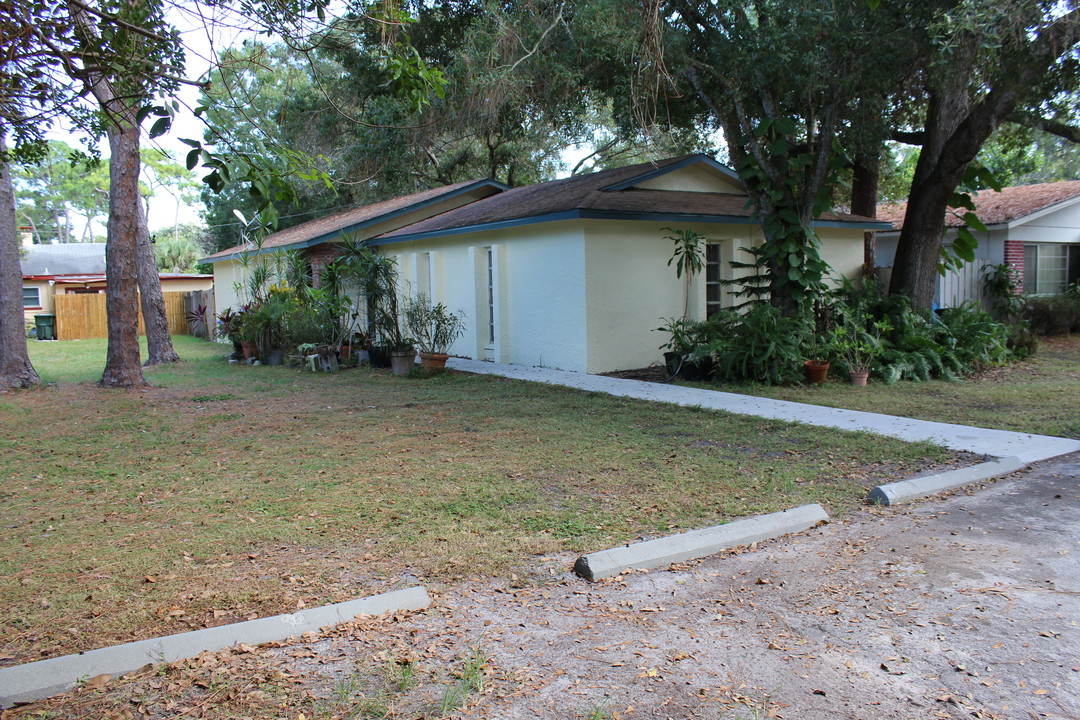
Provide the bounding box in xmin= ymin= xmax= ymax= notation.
xmin=696 ymin=334 xmax=1080 ymax=439
xmin=0 ymin=336 xmax=961 ymax=667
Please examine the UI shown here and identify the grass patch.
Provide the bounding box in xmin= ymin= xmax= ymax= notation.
xmin=694 ymin=334 xmax=1080 ymax=439
xmin=2 ymin=336 xmax=960 ymax=667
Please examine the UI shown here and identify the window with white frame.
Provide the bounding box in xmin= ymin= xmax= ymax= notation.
xmin=1024 ymin=244 xmax=1069 ymax=295
xmin=22 ymin=287 xmax=41 ymax=308
xmin=705 ymin=243 xmax=722 ymax=318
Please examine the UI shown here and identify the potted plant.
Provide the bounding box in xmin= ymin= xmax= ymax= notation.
xmin=372 ymin=292 xmax=414 ymax=375
xmin=337 ymin=244 xmax=412 ymax=373
xmin=803 ymin=357 xmax=831 ymax=384
xmin=803 ymin=300 xmax=836 ymax=384
xmin=831 ymin=316 xmax=889 ymax=386
xmin=241 ymin=296 xmax=292 ymax=365
xmin=404 ymin=294 xmax=466 ymax=370
xmin=656 ymin=316 xmax=720 ymax=381
xmin=218 ymin=306 xmax=249 ymax=358
xmin=353 ymin=331 xmax=373 ymax=366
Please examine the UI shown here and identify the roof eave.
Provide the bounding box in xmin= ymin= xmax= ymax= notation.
xmin=1004 ymin=192 xmax=1080 ymax=229
xmin=200 ymin=178 xmax=510 ymax=264
xmin=371 ymin=209 xmax=890 ymax=245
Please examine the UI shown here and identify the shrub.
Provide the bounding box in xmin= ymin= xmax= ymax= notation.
xmin=982 ymin=263 xmax=1024 ymax=321
xmin=829 ymin=283 xmax=1023 ymax=384
xmin=710 ymin=304 xmax=810 ymax=385
xmin=1022 ymin=294 xmax=1080 ymax=336
xmin=938 ymin=305 xmax=1014 ymax=371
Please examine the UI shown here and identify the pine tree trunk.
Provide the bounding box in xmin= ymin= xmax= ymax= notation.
xmin=100 ymin=119 xmax=149 ymax=388
xmin=0 ymin=139 xmax=41 ymax=388
xmin=136 ymin=205 xmax=180 ymax=366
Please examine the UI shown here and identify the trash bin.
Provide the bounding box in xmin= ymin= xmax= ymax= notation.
xmin=34 ymin=314 xmax=56 ymax=341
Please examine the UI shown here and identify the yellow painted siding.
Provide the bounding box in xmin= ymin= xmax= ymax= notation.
xmin=582 ymin=220 xmax=763 ymax=373
xmin=818 ymin=228 xmax=867 ymax=288
xmin=632 ymin=164 xmax=746 ymax=194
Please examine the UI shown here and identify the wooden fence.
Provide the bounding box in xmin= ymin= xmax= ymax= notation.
xmin=939 ymin=259 xmax=991 ymax=311
xmin=873 ymin=263 xmax=991 ymax=311
xmin=54 ymin=290 xmax=213 ymax=341
xmin=184 ymin=289 xmax=216 ymax=340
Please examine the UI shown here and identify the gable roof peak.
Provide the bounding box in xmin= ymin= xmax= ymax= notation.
xmin=599 ymin=153 xmax=742 ymax=191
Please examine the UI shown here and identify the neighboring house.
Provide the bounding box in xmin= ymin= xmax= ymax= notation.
xmin=876 ymin=181 xmax=1080 ymax=308
xmin=203 ymin=154 xmax=886 ymax=373
xmin=20 ymin=242 xmax=213 ymax=322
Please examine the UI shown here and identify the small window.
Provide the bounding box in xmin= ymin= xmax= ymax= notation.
xmin=22 ymin=287 xmax=40 ymax=308
xmin=705 ymin=243 xmax=722 ymax=318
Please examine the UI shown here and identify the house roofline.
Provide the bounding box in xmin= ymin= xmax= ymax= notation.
xmin=1005 ymin=192 xmax=1080 ymax=229
xmin=600 ymin=154 xmax=743 ymax=191
xmin=200 ymin=179 xmax=510 ymax=264
xmin=370 ymin=209 xmax=891 ymax=245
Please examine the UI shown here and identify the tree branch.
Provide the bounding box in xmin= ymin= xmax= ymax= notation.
xmin=1006 ymin=111 xmax=1080 ymax=143
xmin=891 ymin=130 xmax=925 ymax=145
xmin=65 ymin=0 xmax=169 ymax=43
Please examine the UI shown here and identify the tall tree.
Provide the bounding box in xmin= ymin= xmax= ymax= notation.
xmin=0 ymin=136 xmax=41 ymax=388
xmin=889 ymin=1 xmax=1080 ymax=307
xmin=648 ymin=0 xmax=909 ymax=313
xmin=68 ymin=0 xmax=185 ymax=381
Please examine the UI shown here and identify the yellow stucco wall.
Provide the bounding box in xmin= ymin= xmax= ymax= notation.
xmin=21 ymin=280 xmax=53 ymax=321
xmin=159 ymin=277 xmax=213 ymax=293
xmin=582 ymin=221 xmax=765 ymax=373
xmin=210 ymin=218 xmax=867 ymax=373
xmin=632 ymin=164 xmax=746 ymax=194
xmin=816 ymin=227 xmax=867 ymax=288
xmin=211 ymin=258 xmax=255 ymax=315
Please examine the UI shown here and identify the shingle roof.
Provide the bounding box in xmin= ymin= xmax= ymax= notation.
xmin=204 ymin=155 xmax=885 ymax=261
xmin=878 ymin=180 xmax=1080 ymax=231
xmin=376 ymin=155 xmax=882 ymax=242
xmin=20 ymin=243 xmax=106 ymax=276
xmin=202 ymin=178 xmax=506 ymax=262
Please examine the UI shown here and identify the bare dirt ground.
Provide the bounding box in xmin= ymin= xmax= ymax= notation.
xmin=10 ymin=454 xmax=1079 ymax=720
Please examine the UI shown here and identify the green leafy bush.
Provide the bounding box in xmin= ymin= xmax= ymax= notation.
xmin=1022 ymin=294 xmax=1080 ymax=336
xmin=825 ymin=284 xmax=1021 ymax=384
xmin=710 ymin=305 xmax=810 ymax=385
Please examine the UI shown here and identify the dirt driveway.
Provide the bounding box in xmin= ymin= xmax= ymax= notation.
xmin=13 ymin=454 xmax=1079 ymax=720
xmin=396 ymin=453 xmax=1080 ymax=720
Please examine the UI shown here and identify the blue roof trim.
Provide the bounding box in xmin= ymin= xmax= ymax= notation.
xmin=367 ymin=211 xmax=583 ymax=245
xmin=371 ymin=209 xmax=891 ymax=245
xmin=600 ymin=154 xmax=744 ymax=191
xmin=201 ymin=178 xmax=510 ymax=264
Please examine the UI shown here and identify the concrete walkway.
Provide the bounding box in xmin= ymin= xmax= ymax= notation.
xmin=447 ymin=358 xmax=1080 ymax=463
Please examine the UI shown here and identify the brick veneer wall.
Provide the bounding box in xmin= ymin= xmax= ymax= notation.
xmin=1004 ymin=239 xmax=1025 ymax=293
xmin=303 ymin=244 xmax=343 ymax=288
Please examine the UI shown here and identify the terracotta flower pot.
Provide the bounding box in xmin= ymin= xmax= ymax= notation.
xmin=419 ymin=351 xmax=450 ymax=369
xmin=240 ymin=341 xmax=257 ymax=361
xmin=803 ymin=360 xmax=830 ymax=384
xmin=849 ymin=370 xmax=870 ymax=387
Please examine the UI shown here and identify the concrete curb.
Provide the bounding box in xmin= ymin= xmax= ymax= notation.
xmin=0 ymin=586 xmax=430 ymax=709
xmin=573 ymin=504 xmax=829 ymax=581
xmin=868 ymin=456 xmax=1026 ymax=506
